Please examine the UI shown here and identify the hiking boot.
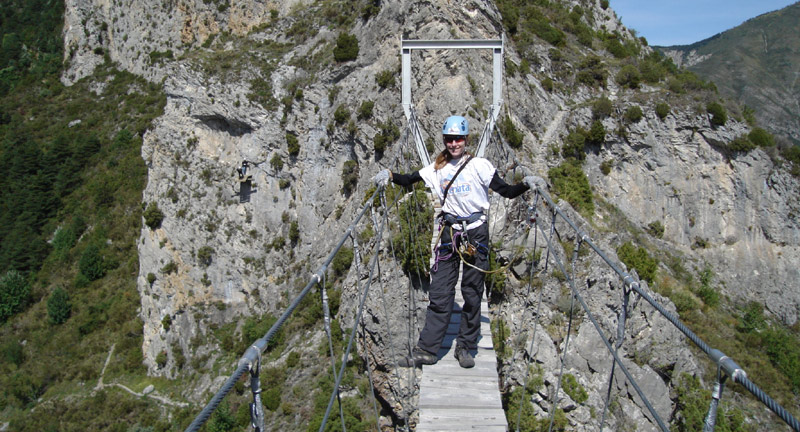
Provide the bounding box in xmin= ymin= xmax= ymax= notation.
xmin=454 ymin=345 xmax=475 ymax=368
xmin=398 ymin=347 xmax=438 ymax=367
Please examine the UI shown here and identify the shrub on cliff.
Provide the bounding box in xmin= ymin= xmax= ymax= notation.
xmin=333 ymin=33 xmax=359 ymax=62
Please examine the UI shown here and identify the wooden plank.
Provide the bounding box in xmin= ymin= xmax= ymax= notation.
xmin=418 ymin=408 xmax=508 ymax=426
xmin=418 ymin=211 xmax=507 ymax=432
xmin=418 ymin=303 xmax=508 ymax=431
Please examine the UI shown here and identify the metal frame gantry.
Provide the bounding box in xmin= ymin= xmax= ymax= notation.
xmin=401 ymin=37 xmax=505 ymax=165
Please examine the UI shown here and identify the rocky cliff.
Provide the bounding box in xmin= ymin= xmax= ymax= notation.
xmin=61 ymin=0 xmax=799 ymax=429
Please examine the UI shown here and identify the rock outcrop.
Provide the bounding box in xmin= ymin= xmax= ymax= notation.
xmin=60 ymin=0 xmax=799 ymax=428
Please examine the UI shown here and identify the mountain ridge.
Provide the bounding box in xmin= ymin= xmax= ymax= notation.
xmin=657 ymin=1 xmax=800 ymax=146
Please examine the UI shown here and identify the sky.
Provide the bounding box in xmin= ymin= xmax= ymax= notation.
xmin=609 ymin=0 xmax=798 ymax=46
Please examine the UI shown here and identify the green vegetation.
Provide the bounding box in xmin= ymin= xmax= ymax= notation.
xmin=373 ymin=119 xmax=400 ymax=154
xmin=143 ymin=203 xmax=165 ymax=229
xmin=694 ymin=266 xmax=719 ymax=308
xmin=783 ymin=145 xmax=800 ymax=177
xmin=727 ymin=135 xmax=756 ymax=153
xmin=706 ymin=102 xmax=728 ymax=126
xmin=600 ymin=159 xmax=613 ymax=175
xmin=334 ymin=105 xmax=350 ymax=125
xmin=499 ymin=115 xmax=524 ymax=149
xmin=197 ymin=246 xmax=214 ymax=267
xmin=0 ymin=30 xmax=167 ymax=425
xmin=561 ymin=373 xmax=588 ymax=404
xmin=331 ymin=247 xmax=354 ymax=279
xmin=341 ymin=160 xmax=359 ymax=196
xmin=616 ymin=241 xmax=657 ymax=283
xmin=0 ymin=0 xmax=64 ymax=96
xmin=548 ymin=160 xmax=594 ymax=217
xmin=561 ymin=128 xmax=586 ymax=161
xmin=490 ymin=318 xmax=512 ymax=361
xmin=391 ymin=186 xmax=433 ymax=277
xmin=616 ymin=64 xmax=641 ymax=89
xmin=624 ymin=106 xmax=643 ymax=123
xmin=0 ymin=2 xmax=400 ymax=430
xmin=375 ymin=69 xmax=395 ymax=89
xmin=748 ymin=127 xmax=775 ymax=148
xmin=286 ymin=132 xmax=300 ymax=156
xmin=0 ymin=67 xmax=161 ymax=275
xmin=672 ymin=373 xmax=746 ymax=432
xmin=721 ymin=127 xmax=778 ymax=154
xmin=77 ymin=243 xmax=106 ymax=284
xmin=289 ymin=221 xmax=300 ymax=245
xmin=333 ymin=32 xmax=359 ymax=62
xmin=357 ymin=100 xmax=374 ymax=120
xmin=577 ymin=55 xmax=608 ymax=88
xmin=0 ymin=271 xmax=29 ymax=322
xmin=646 ymin=221 xmax=665 ymax=239
xmin=586 ymin=120 xmax=606 ymax=144
xmin=602 ymin=31 xmax=638 ymax=59
xmin=485 ymin=242 xmax=508 ymax=296
xmin=270 ymin=153 xmax=284 ymax=171
xmin=541 ymin=76 xmax=554 ymax=92
xmin=655 ymin=102 xmax=671 ymax=120
xmin=504 ymin=365 xmax=566 ymax=432
xmin=647 ymin=254 xmax=800 ymax=422
xmin=592 ymin=96 xmax=613 ymax=120
xmin=46 ymin=286 xmax=71 ymax=325
xmin=638 ymin=52 xmax=670 ymax=84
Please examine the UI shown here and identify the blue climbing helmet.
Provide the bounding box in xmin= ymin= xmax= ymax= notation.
xmin=442 ymin=115 xmax=468 ymax=136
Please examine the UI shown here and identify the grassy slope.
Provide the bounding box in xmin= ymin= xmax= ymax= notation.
xmin=0 ymin=62 xmax=180 ymax=430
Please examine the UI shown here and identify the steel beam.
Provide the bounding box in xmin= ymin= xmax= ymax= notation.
xmin=400 ymin=37 xmax=504 ymax=164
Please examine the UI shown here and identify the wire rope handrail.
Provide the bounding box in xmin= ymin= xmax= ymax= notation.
xmin=480 ymin=122 xmax=799 ymax=431
xmin=184 ymin=188 xmax=381 ymax=432
xmin=521 ymin=185 xmax=800 ymax=432
xmin=185 ymin=119 xmax=431 ymax=432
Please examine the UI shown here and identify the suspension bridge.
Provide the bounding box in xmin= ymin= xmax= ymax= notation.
xmin=183 ymin=39 xmax=800 ymax=432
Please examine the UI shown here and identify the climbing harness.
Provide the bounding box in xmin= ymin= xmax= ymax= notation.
xmin=430 ymin=212 xmax=513 ymax=275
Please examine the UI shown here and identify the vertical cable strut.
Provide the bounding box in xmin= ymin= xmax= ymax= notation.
xmin=531 ymin=201 xmax=669 ymax=432
xmin=248 ymin=347 xmax=264 ymax=432
xmin=515 ymin=196 xmax=545 ymax=432
xmin=600 ymin=281 xmax=631 ymax=430
xmin=703 ymin=365 xmax=729 ymax=432
xmin=547 ymin=236 xmax=584 ymax=432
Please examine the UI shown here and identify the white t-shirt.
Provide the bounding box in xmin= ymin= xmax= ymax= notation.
xmin=419 ymin=156 xmax=496 ymax=218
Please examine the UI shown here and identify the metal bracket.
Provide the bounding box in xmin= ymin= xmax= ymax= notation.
xmin=400 ymin=37 xmax=504 ymax=164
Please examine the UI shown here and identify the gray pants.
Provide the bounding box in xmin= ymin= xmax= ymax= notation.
xmin=417 ymin=223 xmax=489 ymax=354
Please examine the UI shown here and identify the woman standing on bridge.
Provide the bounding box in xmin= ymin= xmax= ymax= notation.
xmin=373 ymin=115 xmax=544 ymax=368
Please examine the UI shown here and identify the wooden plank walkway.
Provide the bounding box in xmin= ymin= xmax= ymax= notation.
xmin=416 ymin=293 xmax=508 ymax=431
xmin=417 ymin=205 xmax=508 ymax=431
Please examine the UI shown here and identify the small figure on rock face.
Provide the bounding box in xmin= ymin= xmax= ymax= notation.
xmin=373 ymin=115 xmax=546 ymax=368
xmin=236 ymin=160 xmax=250 ymax=180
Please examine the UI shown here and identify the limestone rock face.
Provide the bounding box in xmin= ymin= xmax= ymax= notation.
xmin=587 ymin=109 xmax=800 ymax=324
xmin=61 ymin=0 xmax=798 ymax=428
xmin=62 ymin=0 xmax=310 ymax=85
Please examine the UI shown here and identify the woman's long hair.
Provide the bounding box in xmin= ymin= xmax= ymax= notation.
xmin=434 ymin=146 xmax=471 ymax=170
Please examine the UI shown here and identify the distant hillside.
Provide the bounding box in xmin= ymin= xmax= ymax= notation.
xmin=658 ymin=2 xmax=800 ymax=146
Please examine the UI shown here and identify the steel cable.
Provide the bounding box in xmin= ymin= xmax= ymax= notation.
xmin=515 ymin=197 xmax=545 ymax=432
xmin=320 ymin=266 xmax=347 ymax=432
xmin=547 ymin=237 xmax=583 ymax=432
xmin=319 ymin=200 xmax=388 ymax=431
xmin=533 ymin=209 xmax=670 ymax=432
xmin=185 ymin=189 xmax=380 ymax=432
